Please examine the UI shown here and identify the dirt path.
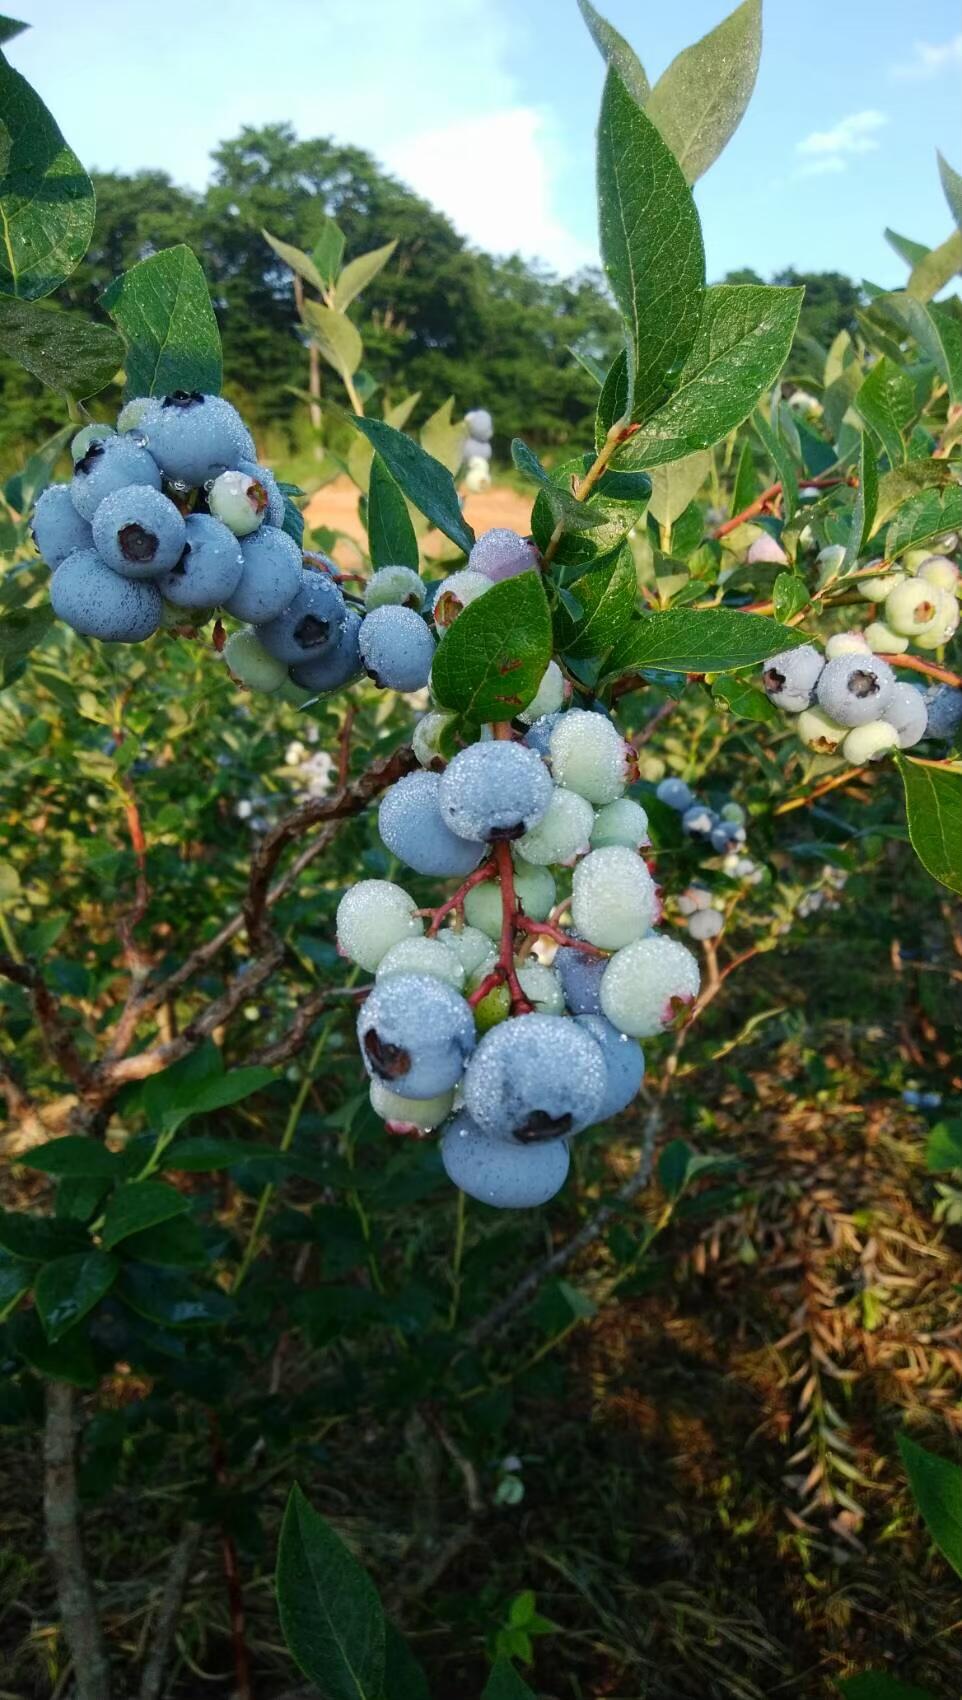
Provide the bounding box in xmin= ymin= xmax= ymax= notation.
xmin=304 ymin=474 xmax=531 ymax=567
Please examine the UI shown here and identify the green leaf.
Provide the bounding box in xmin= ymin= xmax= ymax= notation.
xmin=938 ymin=153 xmax=962 ymax=234
xmin=100 ymin=245 xmax=222 ymax=400
xmin=614 ymin=286 xmax=802 ymax=469
xmin=881 ymin=291 xmax=962 ymax=406
xmin=711 ymin=674 xmax=778 ymax=725
xmin=276 ymin=1484 xmax=385 ymax=1700
xmin=646 ymin=0 xmax=762 ymax=184
xmin=568 ymin=344 xmax=607 ymax=386
xmin=159 ymin=1135 xmax=279 ymax=1171
xmin=925 ymin=1120 xmax=962 ymax=1173
xmin=0 ymin=1250 xmax=31 ymax=1320
xmin=117 ymin=1263 xmax=235 ymax=1328
xmin=34 ymin=1250 xmax=117 ymax=1343
xmin=0 ymin=53 xmax=95 ymax=299
xmin=101 ymin=1181 xmax=190 ymax=1250
xmin=838 ymin=1675 xmax=938 ymax=1700
xmin=431 ymin=572 xmax=552 ymax=721
xmin=907 ymin=230 xmax=962 ymax=303
xmin=334 ymin=240 xmax=397 ymax=311
xmin=772 ymin=573 xmax=809 ymax=624
xmin=366 ymin=453 xmax=419 ymax=571
xmin=301 ymin=301 xmax=362 ymax=383
xmin=577 ymin=0 xmax=650 ymax=105
xmin=348 ymin=416 xmax=474 ymax=554
xmin=872 ymin=460 xmax=956 ymax=534
xmin=262 ymin=229 xmax=326 ymax=295
xmin=647 ymin=450 xmax=711 ymax=529
xmin=604 ymin=609 xmax=806 ymax=679
xmin=596 ymin=69 xmax=705 ymax=422
xmin=0 ymin=604 xmax=53 ymax=680
xmin=885 ymin=228 xmax=931 ymax=269
xmin=419 ymin=395 xmax=467 ymax=479
xmin=312 ymin=218 xmax=346 ymax=291
xmin=886 ymin=484 xmax=962 ymax=559
xmin=382 ymin=1623 xmax=431 ymax=1700
xmin=0 ymin=1210 xmax=87 ymax=1263
xmin=842 ymin=433 xmax=879 ymax=572
xmin=895 ymin=756 xmax=962 ymax=896
xmin=595 ymin=348 xmax=630 ymax=449
xmin=482 ymin=1660 xmax=537 ymax=1700
xmin=17 ymin=1136 xmax=118 ymax=1179
xmin=555 ymin=543 xmax=636 ymax=659
xmin=0 ymin=298 xmax=122 ymax=399
xmin=0 ymin=18 xmax=28 ymax=45
xmin=120 ymin=1216 xmax=208 ymax=1269
xmin=730 ymin=439 xmax=758 ymax=517
xmin=141 ymin=1048 xmax=276 ymax=1137
xmin=898 ymin=1431 xmax=962 ymax=1579
xmin=855 ymin=358 xmax=915 ymax=466
xmin=8 ymin=1308 xmax=97 ymax=1386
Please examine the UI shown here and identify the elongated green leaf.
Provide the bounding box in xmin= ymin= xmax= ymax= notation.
xmin=646 ymin=0 xmax=762 ymax=184
xmin=512 ymin=439 xmax=603 ymax=532
xmin=101 ymin=1180 xmax=190 ymax=1249
xmin=277 ymin=1484 xmax=386 ymax=1700
xmin=432 ymin=572 xmax=552 ymax=720
xmin=0 ymin=1250 xmax=31 ymax=1319
xmin=335 ymin=240 xmax=397 ymax=311
xmin=604 ymin=608 xmax=805 ymax=678
xmin=121 ymin=1216 xmax=207 ymax=1268
xmin=886 ymin=484 xmax=962 ymax=558
xmin=895 ymin=756 xmax=962 ymax=896
xmin=885 ymin=228 xmax=930 ymax=269
xmin=577 ymin=0 xmax=649 ymax=103
xmin=568 ymin=343 xmax=607 ymax=386
xmin=711 ymin=674 xmax=778 ymax=724
xmin=100 ymin=245 xmax=222 ymax=399
xmin=0 ymin=18 xmax=28 ymax=45
xmin=160 ymin=1135 xmax=280 ymax=1171
xmin=301 ymin=300 xmax=362 ymax=383
xmin=843 ymin=434 xmax=878 ymax=571
xmin=367 ymin=452 xmax=419 ymax=570
xmin=348 ymin=416 xmax=474 ymax=553
xmin=614 ymin=286 xmax=802 ymax=469
xmin=18 ymin=1136 xmax=118 ymax=1179
xmin=595 ymin=347 xmax=630 ymax=449
xmin=882 ymin=291 xmax=962 ymax=405
xmin=772 ymin=572 xmax=808 ymax=623
xmin=0 ymin=298 xmax=122 ymax=399
xmin=8 ymin=1309 xmax=96 ymax=1386
xmin=872 ymin=460 xmax=956 ymax=535
xmin=531 ymin=453 xmax=649 ymax=569
xmin=262 ymin=229 xmax=326 ymax=295
xmin=0 ymin=54 xmax=95 ymax=299
xmin=482 ymin=1660 xmax=538 ymax=1700
xmin=419 ymin=395 xmax=467 ymax=478
xmin=855 ymin=358 xmax=915 ymax=466
xmin=898 ymin=1431 xmax=962 ymax=1578
xmin=597 ymin=69 xmax=705 ymax=422
xmin=753 ymin=402 xmax=799 ymax=524
xmin=938 ymin=153 xmax=962 ymax=234
xmin=730 ymin=438 xmax=757 ymax=517
xmin=117 ymin=1263 xmax=235 ymax=1328
xmin=35 ymin=1250 xmax=117 ymax=1342
xmin=907 ymin=230 xmax=962 ymax=303
xmin=313 ymin=218 xmax=346 ymax=291
xmin=0 ymin=1210 xmax=87 ymax=1262
xmin=555 ymin=543 xmax=637 ymax=658
xmin=647 ymin=450 xmax=711 ymax=528
xmin=925 ymin=1120 xmax=962 ymax=1173
xmin=838 ymin=1676 xmax=938 ymax=1700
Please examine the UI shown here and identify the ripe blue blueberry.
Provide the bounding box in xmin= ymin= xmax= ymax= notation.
xmin=70 ymin=437 xmax=162 ymax=521
xmin=655 ymin=777 xmax=694 ymax=812
xmin=464 ymin=408 xmax=493 ymax=441
xmin=290 ymin=608 xmax=363 ymax=694
xmin=924 ymin=684 xmax=962 ymax=742
xmin=356 ymin=972 xmax=475 ymax=1099
xmin=682 ymin=804 xmax=717 ymax=838
xmin=688 ymin=907 xmax=724 ymax=941
xmin=378 ymin=771 xmax=486 ymax=877
xmin=256 ymin=568 xmax=347 ymax=664
xmin=158 ymin=513 xmax=245 ymax=609
xmin=463 ymin=1012 xmax=606 ymax=1143
xmin=816 ymin=653 xmax=895 ymax=727
xmin=881 ymin=682 xmax=928 ymax=750
xmin=139 ymin=392 xmax=252 ymax=487
xmin=30 ymin=484 xmax=92 ymax=569
xmin=441 ymin=1111 xmax=570 ymax=1208
xmin=523 ymin=712 xmax=563 ymax=759
xmin=762 ymin=644 xmax=824 ymax=712
xmin=222 ymin=526 xmax=302 ymax=624
xmin=51 ymin=549 xmax=163 ymax=642
xmin=468 ymin=528 xmax=539 ymax=583
xmin=463 ymin=436 xmax=492 ymax=462
xmin=554 ymin=944 xmax=606 ymax=1015
xmin=438 ymin=739 xmax=553 ymax=842
xmin=574 ymin=1015 xmax=645 ymax=1121
xmin=91 ymin=485 xmax=187 ymax=579
xmin=358 ymin=604 xmax=435 ymax=691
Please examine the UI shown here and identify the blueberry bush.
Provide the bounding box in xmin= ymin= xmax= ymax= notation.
xmin=1 ymin=3 xmax=961 ymax=1697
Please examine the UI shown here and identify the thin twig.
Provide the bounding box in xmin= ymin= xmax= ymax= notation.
xmin=44 ymin=1383 xmax=112 ymax=1700
xmin=138 ymin=1521 xmax=202 ymax=1700
xmin=0 ymin=956 xmax=92 ymax=1095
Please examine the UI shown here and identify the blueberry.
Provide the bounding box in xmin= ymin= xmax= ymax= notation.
xmin=924 ymin=684 xmax=962 ymax=742
xmin=682 ymin=804 xmax=717 ymax=838
xmin=516 ymin=785 xmax=594 ymax=865
xmin=519 ymin=660 xmax=565 ymax=725
xmin=463 ymin=435 xmax=492 ymax=462
xmin=432 ymin=569 xmax=492 ymax=628
xmin=378 ymin=771 xmax=486 ymax=877
xmin=441 ymin=1110 xmax=570 ymax=1208
xmin=358 ymin=604 xmax=435 ymax=691
xmin=70 ymin=437 xmax=161 ymax=521
xmin=462 ymin=1011 xmax=606 ymax=1143
xmin=468 ymin=528 xmax=539 ymax=583
xmin=688 ymin=907 xmax=724 ymax=941
xmin=571 ymin=846 xmax=659 ymax=950
xmin=222 ymin=527 xmax=302 ymax=624
xmin=523 ymin=712 xmax=564 ymax=758
xmin=548 ymin=709 xmax=629 ymax=805
xmin=364 ymin=566 xmax=424 ymax=612
xmin=816 ymin=654 xmax=895 ymax=727
xmin=881 ymin=682 xmax=928 ymax=750
xmin=574 ymin=1014 xmax=645 ymax=1120
xmin=91 ymin=485 xmax=187 ymax=579
xmin=208 ymin=469 xmax=271 ymax=537
xmin=374 ymin=936 xmax=466 ymax=991
xmin=139 ymin=392 xmax=253 ymax=487
xmin=554 ymin=944 xmax=606 ymax=1015
xmin=463 ymin=408 xmax=493 ymax=441
xmin=841 ymin=720 xmax=899 ymax=764
xmin=356 ymin=973 xmax=475 ymax=1099
xmin=438 ymin=740 xmax=553 ymax=842
xmin=413 ymin=709 xmax=456 ymax=769
xmin=290 ymin=608 xmax=363 ymax=694
xmin=600 ymin=936 xmax=700 ymax=1038
xmin=158 ymin=513 xmax=245 ymax=608
xmin=370 ymin=1079 xmax=455 ymax=1132
xmin=222 ymin=627 xmax=288 ymax=693
xmin=590 ymin=798 xmax=650 ymax=851
xmin=236 ymin=458 xmax=285 ymax=526
xmin=655 ymin=777 xmax=694 ymax=812
xmin=256 ymin=568 xmax=347 ymax=664
xmin=336 ymin=880 xmax=422 ymax=971
xmin=761 ymin=644 xmax=824 ymax=712
xmin=30 ymin=484 xmax=92 ymax=569
xmin=70 ymin=423 xmax=114 ymax=463
xmin=50 ymin=548 xmax=163 ymax=642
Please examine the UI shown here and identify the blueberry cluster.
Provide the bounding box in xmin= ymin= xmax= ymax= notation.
xmin=760 ymin=550 xmax=962 ymax=762
xmin=461 ymin=407 xmax=494 ymax=494
xmin=31 ymin=393 xmax=439 ymax=704
xmin=335 ymin=649 xmax=701 ymax=1209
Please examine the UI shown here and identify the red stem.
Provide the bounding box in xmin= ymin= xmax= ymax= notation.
xmin=425 ymin=861 xmax=497 ymax=935
xmin=713 ymin=472 xmax=850 ymax=540
xmin=515 ymin=917 xmax=605 ymax=955
xmin=878 ymin=653 xmax=962 ymax=688
xmin=493 ymin=840 xmax=532 ymax=1014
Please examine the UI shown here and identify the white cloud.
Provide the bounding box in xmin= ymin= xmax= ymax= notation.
xmin=385 ymin=108 xmax=595 ymax=275
xmin=891 ymin=34 xmax=962 ymax=81
xmin=794 ymin=109 xmax=888 ymax=179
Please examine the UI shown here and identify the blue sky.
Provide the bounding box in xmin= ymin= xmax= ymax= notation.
xmin=10 ymin=0 xmax=962 ymax=286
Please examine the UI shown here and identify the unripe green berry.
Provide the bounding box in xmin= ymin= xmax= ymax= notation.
xmin=208 ymin=470 xmax=269 ymax=537
xmin=918 ymin=556 xmax=960 ymax=594
xmin=365 ymin=565 xmax=424 ymax=611
xmin=375 ymin=936 xmax=465 ymax=990
xmin=884 ymin=578 xmax=940 ymax=636
xmin=222 ymin=627 xmax=288 ymax=693
xmin=369 ymin=1079 xmax=454 ymax=1130
xmin=842 ymin=720 xmax=899 ymax=764
xmin=519 ymin=660 xmax=565 ymax=725
xmin=864 ymin=620 xmax=908 ymax=655
xmin=797 ymin=707 xmax=847 ymax=754
xmin=859 ymin=570 xmax=904 ymax=602
xmin=71 ymin=423 xmax=115 ymax=463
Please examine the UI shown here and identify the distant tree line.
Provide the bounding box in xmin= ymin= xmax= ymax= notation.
xmin=0 ymin=122 xmax=866 ymax=471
